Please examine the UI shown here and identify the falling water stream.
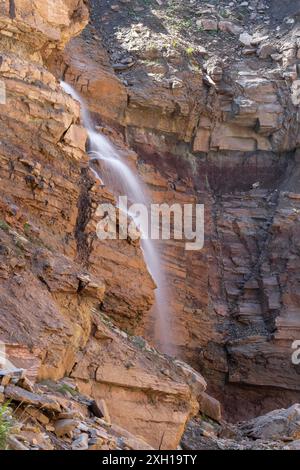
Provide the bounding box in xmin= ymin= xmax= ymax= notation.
xmin=61 ymin=81 xmax=173 ymax=355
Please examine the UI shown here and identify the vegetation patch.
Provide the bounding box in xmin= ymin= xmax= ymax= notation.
xmin=0 ymin=402 xmax=13 ymax=450
xmin=0 ymin=220 xmax=10 ymax=232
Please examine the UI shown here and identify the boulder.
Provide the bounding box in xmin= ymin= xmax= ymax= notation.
xmin=257 ymin=43 xmax=277 ymax=59
xmin=239 ymin=404 xmax=300 ymax=440
xmin=72 ymin=433 xmax=89 ymax=450
xmin=239 ymin=32 xmax=253 ymax=46
xmin=199 ymin=392 xmax=222 ymax=423
xmin=71 ymin=318 xmax=206 ymax=449
xmin=218 ymin=21 xmax=243 ymax=35
xmin=4 ymin=385 xmax=61 ymax=412
xmin=25 ymin=407 xmax=50 ymax=425
xmin=54 ymin=419 xmax=78 ymax=438
xmin=284 ymin=440 xmax=300 ymax=450
xmin=197 ymin=19 xmax=218 ymax=31
xmin=7 ymin=436 xmax=29 ymax=451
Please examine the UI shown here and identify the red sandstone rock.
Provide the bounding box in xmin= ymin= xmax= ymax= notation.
xmin=199 ymin=392 xmax=222 ymax=423
xmin=1 ymin=0 xmax=300 ymax=446
xmin=71 ymin=312 xmax=205 ymax=449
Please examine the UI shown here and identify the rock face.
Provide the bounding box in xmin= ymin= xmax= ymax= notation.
xmin=71 ymin=311 xmax=206 ymax=449
xmin=52 ymin=0 xmax=300 ymax=421
xmin=239 ymin=404 xmax=300 ymax=441
xmin=2 ymin=368 xmax=299 ymax=451
xmin=0 ymin=0 xmax=155 ymax=380
xmin=0 ymin=0 xmax=89 ymax=55
xmin=0 ymin=0 xmax=210 ymax=450
xmin=1 ymin=0 xmax=300 ymax=450
xmin=0 ymin=313 xmax=208 ymax=450
xmin=51 ymin=34 xmax=128 ymax=124
xmin=0 ymin=368 xmax=156 ymax=450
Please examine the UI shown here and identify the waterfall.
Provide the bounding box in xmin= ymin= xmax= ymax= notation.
xmin=61 ymin=81 xmax=174 ymax=355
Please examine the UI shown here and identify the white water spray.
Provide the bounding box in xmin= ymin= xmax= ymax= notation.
xmin=61 ymin=81 xmax=173 ymax=355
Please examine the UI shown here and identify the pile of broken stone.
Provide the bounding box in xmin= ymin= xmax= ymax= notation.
xmin=0 ymin=369 xmax=152 ymax=451
xmin=182 ymin=404 xmax=300 ymax=451
xmin=1 ymin=367 xmax=300 ymax=451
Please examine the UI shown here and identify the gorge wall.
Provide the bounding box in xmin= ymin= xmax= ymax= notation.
xmin=49 ymin=0 xmax=300 ymax=422
xmin=0 ymin=0 xmax=216 ymax=450
xmin=0 ymin=0 xmax=300 ymax=445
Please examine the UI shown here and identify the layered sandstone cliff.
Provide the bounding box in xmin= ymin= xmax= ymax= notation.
xmin=0 ymin=0 xmax=300 ymax=450
xmin=0 ymin=0 xmax=211 ymax=450
xmin=50 ymin=0 xmax=300 ymax=421
xmin=0 ymin=4 xmax=150 ymax=364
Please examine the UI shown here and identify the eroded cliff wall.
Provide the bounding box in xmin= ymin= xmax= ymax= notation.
xmin=52 ymin=0 xmax=300 ymax=421
xmin=0 ymin=0 xmax=212 ymax=449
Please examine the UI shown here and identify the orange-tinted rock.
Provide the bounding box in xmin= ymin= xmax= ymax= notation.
xmin=0 ymin=0 xmax=88 ymax=55
xmin=132 ymin=143 xmax=300 ymax=421
xmin=199 ymin=392 xmax=222 ymax=423
xmin=0 ymin=0 xmax=207 ymax=451
xmin=49 ymin=34 xmax=127 ymax=124
xmin=72 ymin=311 xmax=205 ymax=450
xmin=0 ymin=0 xmax=156 ymax=382
xmin=2 ymin=0 xmax=300 ymax=442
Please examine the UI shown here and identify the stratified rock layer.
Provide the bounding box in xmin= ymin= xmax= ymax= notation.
xmin=71 ymin=311 xmax=206 ymax=449
xmin=0 ymin=0 xmax=156 ymax=369
xmin=55 ymin=0 xmax=300 ymax=420
xmin=0 ymin=0 xmax=208 ymax=449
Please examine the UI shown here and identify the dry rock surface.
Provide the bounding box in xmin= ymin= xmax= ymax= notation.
xmin=182 ymin=404 xmax=300 ymax=450
xmin=51 ymin=0 xmax=300 ymax=422
xmin=2 ymin=366 xmax=300 ymax=451
xmin=0 ymin=0 xmax=208 ymax=452
xmin=0 ymin=368 xmax=155 ymax=450
xmin=0 ymin=0 xmax=300 ymax=453
xmin=0 ymin=316 xmax=213 ymax=450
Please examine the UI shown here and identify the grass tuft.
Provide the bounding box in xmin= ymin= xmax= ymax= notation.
xmin=57 ymin=384 xmax=77 ymax=397
xmin=0 ymin=402 xmax=13 ymax=450
xmin=0 ymin=220 xmax=10 ymax=232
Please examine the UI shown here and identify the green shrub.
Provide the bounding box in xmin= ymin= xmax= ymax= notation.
xmin=23 ymin=222 xmax=31 ymax=235
xmin=0 ymin=403 xmax=13 ymax=450
xmin=186 ymin=46 xmax=195 ymax=55
xmin=0 ymin=220 xmax=9 ymax=232
xmin=57 ymin=384 xmax=77 ymax=397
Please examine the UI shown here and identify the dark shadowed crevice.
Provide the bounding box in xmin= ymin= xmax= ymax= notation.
xmin=9 ymin=0 xmax=16 ymax=19
xmin=75 ymin=167 xmax=94 ymax=266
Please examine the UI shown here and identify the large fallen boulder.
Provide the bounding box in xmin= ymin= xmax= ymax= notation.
xmin=239 ymin=404 xmax=300 ymax=441
xmin=71 ymin=311 xmax=207 ymax=449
